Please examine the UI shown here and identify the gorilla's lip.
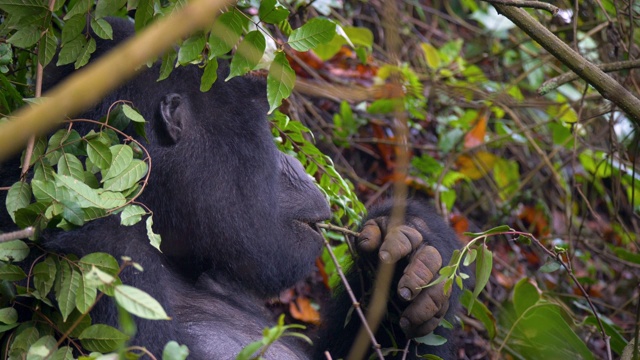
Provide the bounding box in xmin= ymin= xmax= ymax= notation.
xmin=295 ymin=220 xmax=325 ymax=241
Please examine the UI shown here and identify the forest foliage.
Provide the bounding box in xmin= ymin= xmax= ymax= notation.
xmin=0 ymin=0 xmax=639 ymax=359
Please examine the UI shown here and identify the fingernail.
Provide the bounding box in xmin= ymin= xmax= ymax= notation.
xmin=399 ymin=317 xmax=410 ymax=332
xmin=379 ymin=251 xmax=390 ymax=263
xmin=399 ymin=287 xmax=412 ymax=301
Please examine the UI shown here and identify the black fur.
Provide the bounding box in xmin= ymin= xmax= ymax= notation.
xmin=1 ymin=18 xmax=463 ymax=359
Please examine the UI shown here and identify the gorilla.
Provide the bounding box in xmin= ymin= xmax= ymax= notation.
xmin=1 ymin=17 xmax=462 ymax=359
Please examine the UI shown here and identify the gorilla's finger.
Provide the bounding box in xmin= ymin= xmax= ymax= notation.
xmin=399 ymin=282 xmax=450 ymax=337
xmin=397 ymin=245 xmax=442 ymax=300
xmin=357 ymin=219 xmax=383 ymax=252
xmin=378 ymin=225 xmax=422 ymax=264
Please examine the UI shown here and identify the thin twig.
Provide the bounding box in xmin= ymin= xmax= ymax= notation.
xmin=485 ymin=0 xmax=559 ymax=15
xmin=316 ymin=223 xmax=360 ymax=237
xmin=0 ymin=227 xmax=34 ymax=242
xmin=317 ymin=225 xmax=385 ymax=360
xmin=539 ymin=58 xmax=640 ymax=95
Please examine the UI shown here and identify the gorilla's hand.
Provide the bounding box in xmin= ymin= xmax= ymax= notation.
xmin=357 ymin=216 xmax=451 ymax=338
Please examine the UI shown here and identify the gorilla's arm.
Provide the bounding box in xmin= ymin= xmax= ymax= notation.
xmin=316 ymin=199 xmax=461 ymax=360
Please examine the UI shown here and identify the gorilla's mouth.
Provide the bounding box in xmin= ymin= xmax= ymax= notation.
xmin=294 ymin=220 xmax=325 ymax=244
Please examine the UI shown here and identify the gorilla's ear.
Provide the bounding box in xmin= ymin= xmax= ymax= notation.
xmin=158 ymin=93 xmax=188 ymax=144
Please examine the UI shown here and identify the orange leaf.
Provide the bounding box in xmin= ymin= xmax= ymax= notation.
xmin=464 ymin=108 xmax=489 ymax=149
xmin=289 ymin=296 xmax=321 ymax=325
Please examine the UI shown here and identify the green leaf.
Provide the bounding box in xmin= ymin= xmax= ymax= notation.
xmin=120 ymin=204 xmax=146 ymax=226
xmin=227 ymin=30 xmax=266 ymax=80
xmin=26 ymin=335 xmax=57 ymax=360
xmin=121 ymin=104 xmax=146 ymax=123
xmin=57 ymin=153 xmax=85 ymax=181
xmin=134 ymin=0 xmax=155 ymax=31
xmin=513 ymin=278 xmax=541 ymax=316
xmin=64 ymin=0 xmax=92 ymax=20
xmin=9 ymin=326 xmax=39 ymax=358
xmin=86 ymin=138 xmax=112 ymax=170
xmin=0 ymin=307 xmax=18 ymax=324
xmin=471 ymin=244 xmax=492 ymax=304
xmin=259 ymin=0 xmax=290 ymax=24
xmin=414 ymin=332 xmax=448 ymax=346
xmin=74 ymin=37 xmax=96 ymax=68
xmin=103 ymin=159 xmax=148 ymax=192
xmin=34 ymin=256 xmax=57 ymax=297
xmin=6 ymin=181 xmax=31 ymax=223
xmin=461 ymin=289 xmax=496 ymax=339
xmin=98 ymin=191 xmax=126 ymax=208
xmin=95 ymin=0 xmax=127 ymax=19
xmin=56 ymin=35 xmax=85 ymax=66
xmin=79 ymin=252 xmax=120 ymax=275
xmin=32 ymin=179 xmax=60 ymax=203
xmin=7 ymin=25 xmax=40 ymax=48
xmin=78 ymin=324 xmax=130 ymax=353
xmin=75 ymin=276 xmax=97 ymax=314
xmin=288 ymin=18 xmax=336 ymax=51
xmin=208 ymin=10 xmax=246 ymax=58
xmin=0 ymin=240 xmax=29 ymax=262
xmin=90 ymin=18 xmax=113 ymax=40
xmin=146 ymin=215 xmax=162 ymax=251
xmin=104 ymin=144 xmax=134 ymax=181
xmin=61 ymin=200 xmax=85 ymax=226
xmin=55 ymin=174 xmax=104 ymax=208
xmin=200 ymin=58 xmax=218 ymax=92
xmin=158 ymin=48 xmax=177 ymax=81
xmin=236 ymin=341 xmax=263 ymax=360
xmin=49 ymin=346 xmax=73 ymax=360
xmin=177 ymin=34 xmax=206 ymax=65
xmin=0 ymin=1 xmax=47 ymax=17
xmin=421 ymin=42 xmax=441 ymax=69
xmin=0 ymin=264 xmax=27 ymax=281
xmin=464 ymin=225 xmax=511 ymax=237
xmin=267 ymin=51 xmax=295 ymax=113
xmin=539 ymin=259 xmax=562 ymax=273
xmin=57 ymin=267 xmax=81 ymax=321
xmin=162 ymin=341 xmax=189 ymax=360
xmin=61 ymin=15 xmax=86 ymax=44
xmin=114 ymin=285 xmax=170 ymax=320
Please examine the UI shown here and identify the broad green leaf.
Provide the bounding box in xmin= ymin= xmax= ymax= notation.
xmin=95 ymin=0 xmax=127 ymax=19
xmin=98 ymin=191 xmax=126 ymax=208
xmin=177 ymin=34 xmax=206 ymax=65
xmin=134 ymin=0 xmax=154 ymax=31
xmin=64 ymin=0 xmax=92 ymax=20
xmin=57 ymin=153 xmax=85 ymax=181
xmin=55 ymin=174 xmax=104 ymax=208
xmin=513 ymin=278 xmax=541 ymax=316
xmin=74 ymin=37 xmax=96 ymax=68
xmin=104 ymin=144 xmax=134 ymax=181
xmin=121 ymin=104 xmax=145 ymax=123
xmin=461 ymin=290 xmax=496 ymax=339
xmin=0 ymin=307 xmax=18 ymax=324
xmin=414 ymin=333 xmax=448 ymax=346
xmin=56 ymin=35 xmax=85 ymax=66
xmin=83 ymin=265 xmax=115 ymax=289
xmin=288 ymin=18 xmax=336 ymax=51
xmin=47 ymin=129 xmax=82 ymax=155
xmin=75 ymin=276 xmax=97 ymax=314
xmin=114 ymin=285 xmax=170 ymax=320
xmin=61 ymin=200 xmax=84 ymax=226
xmin=6 ymin=181 xmax=31 ymax=222
xmin=120 ymin=204 xmax=146 ymax=226
xmin=103 ymin=159 xmax=148 ymax=192
xmin=0 ymin=264 xmax=27 ymax=281
xmin=236 ymin=341 xmax=263 ymax=360
xmin=584 ymin=316 xmax=626 ymax=355
xmin=200 ymin=58 xmax=218 ymax=92
xmin=493 ymin=158 xmax=519 ymax=201
xmin=49 ymin=346 xmax=73 ymax=360
xmin=78 ymin=324 xmax=129 ymax=352
xmin=79 ymin=253 xmax=120 ymax=275
xmin=32 ymin=179 xmax=60 ymax=203
xmin=9 ymin=327 xmax=39 ymax=359
xmin=57 ymin=267 xmax=81 ymax=321
xmin=343 ymin=26 xmax=373 ymax=48
xmin=227 ymin=30 xmax=266 ymax=80
xmin=158 ymin=48 xmax=177 ymax=81
xmin=267 ymin=51 xmax=295 ymax=113
xmin=471 ymin=244 xmax=492 ymax=304
xmin=26 ymin=335 xmax=57 ymax=360
xmin=61 ymin=15 xmax=86 ymax=44
xmin=259 ymin=0 xmax=290 ymax=24
xmin=146 ymin=216 xmax=162 ymax=251
xmin=53 ymin=310 xmax=91 ymax=338
xmin=34 ymin=256 xmax=57 ymax=297
xmin=0 ymin=240 xmax=29 ymax=262
xmin=0 ymin=1 xmax=47 ymax=17
xmin=91 ymin=18 xmax=113 ymax=40
xmin=7 ymin=25 xmax=40 ymax=48
xmin=162 ymin=341 xmax=189 ymax=360
xmin=208 ymin=10 xmax=246 ymax=58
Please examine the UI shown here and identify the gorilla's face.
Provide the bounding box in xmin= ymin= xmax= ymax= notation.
xmin=144 ymin=66 xmax=331 ymax=295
